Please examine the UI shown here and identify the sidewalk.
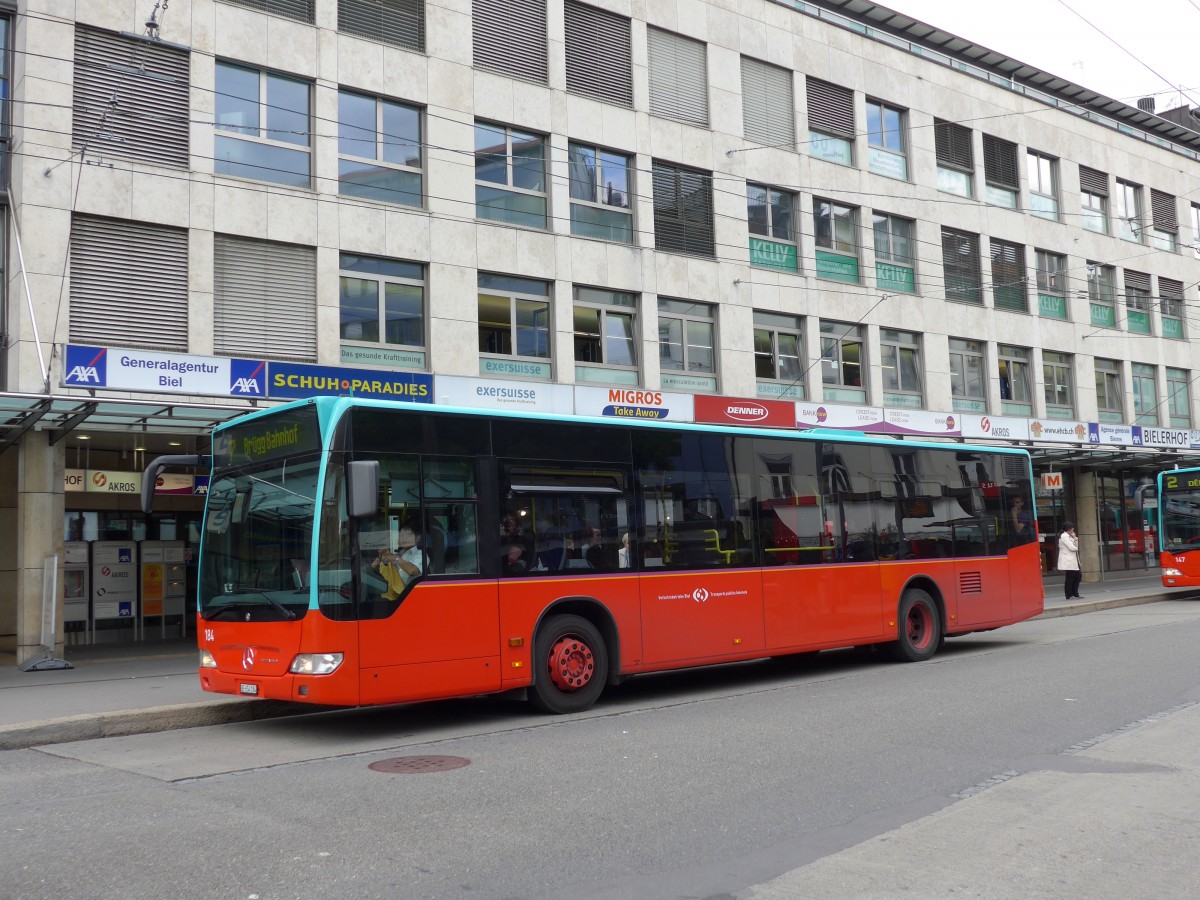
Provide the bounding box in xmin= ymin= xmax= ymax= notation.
xmin=0 ymin=570 xmax=1189 ymax=751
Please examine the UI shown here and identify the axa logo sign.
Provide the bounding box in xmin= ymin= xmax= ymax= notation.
xmin=229 ymin=360 xmax=266 ymax=396
xmin=64 ymin=346 xmax=107 ymax=387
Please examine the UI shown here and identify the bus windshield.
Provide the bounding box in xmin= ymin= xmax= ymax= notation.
xmin=1160 ymin=476 xmax=1200 ymax=550
xmin=201 ymin=408 xmax=324 ymax=621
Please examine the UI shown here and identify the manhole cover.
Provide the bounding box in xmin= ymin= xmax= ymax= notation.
xmin=368 ymin=755 xmax=471 ymax=774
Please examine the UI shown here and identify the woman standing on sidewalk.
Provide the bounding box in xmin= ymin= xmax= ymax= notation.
xmin=1058 ymin=522 xmax=1082 ymax=600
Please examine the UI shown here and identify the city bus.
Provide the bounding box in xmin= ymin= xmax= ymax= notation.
xmin=1157 ymin=467 xmax=1200 ymax=587
xmin=142 ymin=397 xmax=1044 ymax=714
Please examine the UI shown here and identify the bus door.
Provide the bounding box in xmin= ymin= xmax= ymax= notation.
xmin=636 ymin=433 xmax=766 ymax=664
xmin=352 ymin=455 xmax=501 ymax=703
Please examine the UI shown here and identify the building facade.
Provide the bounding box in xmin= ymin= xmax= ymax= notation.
xmin=3 ymin=0 xmax=1199 ymax=659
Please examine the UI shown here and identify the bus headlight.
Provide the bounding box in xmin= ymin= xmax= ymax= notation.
xmin=200 ymin=649 xmax=217 ymax=668
xmin=1163 ymin=567 xmax=1183 ymax=577
xmin=289 ymin=653 xmax=344 ymax=675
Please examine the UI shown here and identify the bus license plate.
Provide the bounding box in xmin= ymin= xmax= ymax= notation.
xmin=239 ymin=683 xmax=259 ymax=696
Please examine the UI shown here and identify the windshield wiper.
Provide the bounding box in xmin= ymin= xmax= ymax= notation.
xmin=219 ymin=588 xmax=297 ymax=620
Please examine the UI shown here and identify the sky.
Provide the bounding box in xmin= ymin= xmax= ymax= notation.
xmin=880 ymin=0 xmax=1200 ymax=114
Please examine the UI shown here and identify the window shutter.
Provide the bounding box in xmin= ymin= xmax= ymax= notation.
xmin=1124 ymin=270 xmax=1151 ymax=293
xmin=941 ymin=228 xmax=981 ymax=303
xmin=1151 ymin=190 xmax=1178 ymax=232
xmin=934 ymin=120 xmax=972 ymax=169
xmin=990 ymin=239 xmax=1026 ymax=311
xmin=982 ymin=135 xmax=1018 ymax=189
xmin=741 ymin=57 xmax=794 ymax=147
xmin=1159 ymin=277 xmax=1184 ymax=300
xmin=219 ymin=0 xmax=314 ymax=23
xmin=72 ymin=26 xmax=190 ymax=169
xmin=647 ymin=27 xmax=709 ymax=126
xmin=653 ymin=161 xmax=714 ymax=257
xmin=214 ymin=236 xmax=317 ymax=361
xmin=472 ymin=0 xmax=547 ymax=84
xmin=339 ymin=0 xmax=424 ymax=52
xmin=68 ymin=216 xmax=189 ymax=351
xmin=806 ymin=78 xmax=854 ymax=137
xmin=564 ymin=1 xmax=632 ymax=106
xmin=1079 ymin=166 xmax=1108 ymax=195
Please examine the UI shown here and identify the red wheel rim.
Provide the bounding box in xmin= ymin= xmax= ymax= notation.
xmin=906 ymin=603 xmax=933 ymax=651
xmin=546 ymin=635 xmax=594 ymax=692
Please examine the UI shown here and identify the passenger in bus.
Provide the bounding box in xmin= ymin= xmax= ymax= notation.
xmin=618 ymin=533 xmax=632 ymax=568
xmin=374 ymin=526 xmax=423 ymax=600
xmin=1010 ymin=497 xmax=1034 ymax=544
xmin=500 ymin=513 xmax=531 ymax=574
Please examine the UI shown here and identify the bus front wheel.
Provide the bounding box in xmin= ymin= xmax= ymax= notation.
xmin=530 ymin=614 xmax=609 ymax=714
xmin=889 ymin=589 xmax=941 ymax=662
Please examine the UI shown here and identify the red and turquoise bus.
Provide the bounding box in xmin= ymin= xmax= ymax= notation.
xmin=143 ymin=397 xmax=1044 ymax=714
xmin=1158 ymin=467 xmax=1200 ymax=587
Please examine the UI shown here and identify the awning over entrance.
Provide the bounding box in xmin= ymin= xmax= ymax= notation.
xmin=0 ymin=392 xmax=270 ymax=452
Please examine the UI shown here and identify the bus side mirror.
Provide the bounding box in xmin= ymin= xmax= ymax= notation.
xmin=347 ymin=460 xmax=380 ymax=518
xmin=141 ymin=454 xmax=209 ymax=514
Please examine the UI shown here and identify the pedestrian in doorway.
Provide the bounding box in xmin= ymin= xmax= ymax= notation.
xmin=1058 ymin=522 xmax=1082 ymax=600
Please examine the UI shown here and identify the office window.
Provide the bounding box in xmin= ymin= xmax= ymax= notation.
xmin=807 ymin=78 xmax=854 ymax=165
xmin=652 ymin=161 xmax=715 ymax=258
xmin=1095 ymin=359 xmax=1124 ymax=423
xmin=1035 ymin=250 xmax=1067 ymax=320
xmin=866 ymin=100 xmax=907 ymax=179
xmin=880 ymin=329 xmax=922 ymax=408
xmin=753 ymin=312 xmax=804 ymax=400
xmin=1132 ymin=363 xmax=1158 ymax=425
xmin=0 ymin=16 xmax=7 ymax=184
xmin=1159 ymin=277 xmax=1185 ymax=340
xmin=574 ymin=287 xmax=638 ymax=385
xmin=748 ymin=184 xmax=796 ymax=272
xmin=949 ymin=338 xmax=986 ymax=412
xmin=1124 ymin=269 xmax=1152 ymax=335
xmin=1115 ymin=179 xmax=1142 ymax=243
xmin=1043 ymin=351 xmax=1074 ymax=419
xmin=568 ymin=142 xmax=633 ymax=243
xmin=990 ymin=239 xmax=1027 ymax=312
xmin=223 ymin=0 xmax=312 ymax=23
xmin=340 ymin=0 xmax=424 ymax=51
xmin=934 ymin=119 xmax=973 ymax=197
xmin=215 ymin=61 xmax=311 ymax=187
xmin=214 ymin=235 xmax=316 ymax=361
xmin=658 ymin=299 xmax=716 ymax=392
xmin=339 ymin=254 xmax=425 ymax=367
xmin=1079 ymin=167 xmax=1108 ymax=234
xmin=982 ymin=134 xmax=1018 ymax=208
xmin=73 ymin=26 xmax=189 ymax=168
xmin=69 ymin=216 xmax=188 ymax=351
xmin=1027 ymin=151 xmax=1058 ymax=220
xmin=473 ymin=0 xmax=547 ymax=84
xmin=872 ymin=213 xmax=914 ymax=292
xmin=478 ymin=274 xmax=551 ymax=378
xmin=337 ymin=90 xmax=422 ymax=207
xmin=647 ymin=27 xmax=708 ymax=126
xmin=820 ymin=320 xmax=865 ymax=403
xmin=1087 ymin=263 xmax=1116 ymax=328
xmin=942 ymin=227 xmax=982 ymax=304
xmin=475 ymin=122 xmax=547 ymax=229
xmin=1150 ymin=190 xmax=1179 ymax=251
xmin=1167 ymin=367 xmax=1191 ymax=427
xmin=813 ymin=199 xmax=858 ymax=283
xmin=564 ymin=1 xmax=632 ymax=106
xmin=1193 ymin=204 xmax=1200 ymax=258
xmin=742 ymin=57 xmax=794 ymax=147
xmin=998 ymin=345 xmax=1032 ymax=415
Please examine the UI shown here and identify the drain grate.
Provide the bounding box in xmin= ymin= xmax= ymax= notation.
xmin=369 ymin=755 xmax=471 ymax=774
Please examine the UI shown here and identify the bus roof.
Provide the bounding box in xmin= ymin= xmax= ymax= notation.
xmin=213 ymin=395 xmax=1034 ymax=461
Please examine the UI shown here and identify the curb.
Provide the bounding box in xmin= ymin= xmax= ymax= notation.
xmin=0 ymin=698 xmax=315 ymax=752
xmin=1037 ymin=592 xmax=1182 ymax=619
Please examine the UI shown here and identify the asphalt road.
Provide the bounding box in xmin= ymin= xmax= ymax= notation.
xmin=5 ymin=602 xmax=1200 ymax=900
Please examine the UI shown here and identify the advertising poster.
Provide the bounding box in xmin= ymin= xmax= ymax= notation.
xmin=693 ymin=395 xmax=795 ymax=428
xmin=573 ymin=386 xmax=695 ymax=422
xmin=92 ymin=541 xmax=137 ymax=621
xmin=434 ymin=375 xmax=574 ymax=415
xmin=62 ymin=345 xmax=265 ymax=397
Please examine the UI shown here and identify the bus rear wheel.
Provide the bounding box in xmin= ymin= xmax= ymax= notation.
xmin=530 ymin=614 xmax=609 ymax=714
xmin=889 ymin=589 xmax=941 ymax=662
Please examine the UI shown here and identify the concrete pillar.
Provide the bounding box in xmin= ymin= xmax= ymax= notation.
xmin=12 ymin=432 xmax=65 ymax=664
xmin=1074 ymin=469 xmax=1101 ymax=586
xmin=0 ymin=445 xmax=16 ymax=658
